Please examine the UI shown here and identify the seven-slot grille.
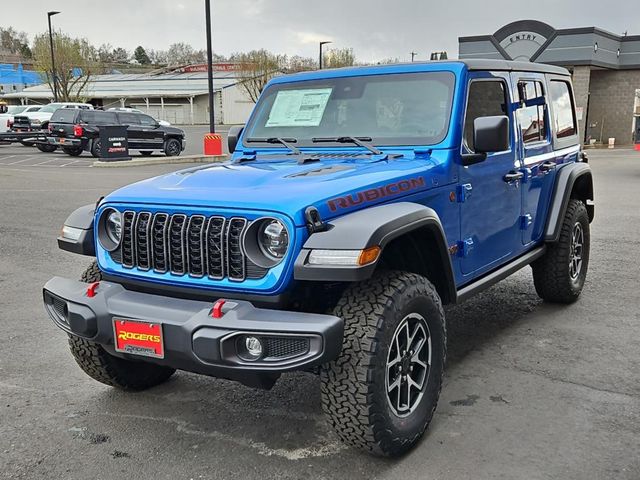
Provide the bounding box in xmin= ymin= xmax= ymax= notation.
xmin=114 ymin=211 xmax=267 ymax=281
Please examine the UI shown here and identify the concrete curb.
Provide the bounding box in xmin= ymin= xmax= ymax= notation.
xmin=92 ymin=154 xmax=228 ymax=168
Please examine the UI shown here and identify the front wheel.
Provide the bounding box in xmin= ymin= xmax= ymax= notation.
xmin=532 ymin=199 xmax=590 ymax=303
xmin=321 ymin=271 xmax=446 ymax=457
xmin=164 ymin=138 xmax=181 ymax=157
xmin=37 ymin=144 xmax=57 ymax=153
xmin=68 ymin=262 xmax=176 ymax=390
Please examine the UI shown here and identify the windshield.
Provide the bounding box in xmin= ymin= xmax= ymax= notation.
xmin=8 ymin=106 xmax=26 ymax=114
xmin=244 ymin=71 xmax=456 ymax=148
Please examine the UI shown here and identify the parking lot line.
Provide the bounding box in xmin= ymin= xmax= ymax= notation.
xmin=32 ymin=158 xmax=60 ymax=166
xmin=7 ymin=157 xmax=37 ymax=165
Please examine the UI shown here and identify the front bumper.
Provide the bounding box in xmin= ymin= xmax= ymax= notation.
xmin=43 ymin=277 xmax=343 ymax=380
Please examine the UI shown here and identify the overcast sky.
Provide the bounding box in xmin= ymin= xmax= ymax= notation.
xmin=5 ymin=0 xmax=640 ymax=63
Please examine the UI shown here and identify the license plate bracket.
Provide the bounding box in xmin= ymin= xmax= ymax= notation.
xmin=113 ymin=318 xmax=164 ymax=358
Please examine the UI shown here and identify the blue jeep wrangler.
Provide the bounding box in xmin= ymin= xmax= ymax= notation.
xmin=44 ymin=59 xmax=594 ymax=456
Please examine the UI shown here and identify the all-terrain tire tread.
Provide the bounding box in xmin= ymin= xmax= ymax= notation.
xmin=320 ymin=270 xmax=446 ymax=456
xmin=68 ymin=262 xmax=175 ymax=390
xmin=532 ymin=199 xmax=589 ymax=303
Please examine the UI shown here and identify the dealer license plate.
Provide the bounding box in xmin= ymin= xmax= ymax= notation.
xmin=113 ymin=318 xmax=164 ymax=358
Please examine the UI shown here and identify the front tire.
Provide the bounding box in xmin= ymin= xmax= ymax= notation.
xmin=321 ymin=271 xmax=446 ymax=457
xmin=532 ymin=199 xmax=590 ymax=303
xmin=68 ymin=262 xmax=176 ymax=390
xmin=164 ymin=138 xmax=181 ymax=157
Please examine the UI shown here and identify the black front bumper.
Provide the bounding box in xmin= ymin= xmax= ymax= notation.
xmin=43 ymin=277 xmax=343 ymax=382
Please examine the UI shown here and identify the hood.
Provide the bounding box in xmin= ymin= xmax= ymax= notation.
xmin=103 ymin=152 xmax=453 ymax=226
xmin=23 ymin=111 xmax=53 ymax=121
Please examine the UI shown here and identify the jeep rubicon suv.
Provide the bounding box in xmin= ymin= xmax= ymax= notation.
xmin=43 ymin=60 xmax=594 ymax=457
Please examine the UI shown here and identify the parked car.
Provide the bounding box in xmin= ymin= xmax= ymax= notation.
xmin=107 ymin=107 xmax=171 ymax=126
xmin=12 ymin=102 xmax=93 ymax=147
xmin=0 ymin=105 xmax=42 ymax=133
xmin=43 ymin=108 xmax=185 ymax=156
xmin=44 ymin=60 xmax=593 ymax=457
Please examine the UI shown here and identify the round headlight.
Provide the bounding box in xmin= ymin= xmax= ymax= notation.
xmin=259 ymin=220 xmax=289 ymax=260
xmin=106 ymin=210 xmax=122 ymax=244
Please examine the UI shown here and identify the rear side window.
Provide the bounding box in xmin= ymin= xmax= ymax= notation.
xmin=549 ymin=81 xmax=577 ymax=138
xmin=517 ymin=81 xmax=547 ymax=144
xmin=463 ymin=80 xmax=508 ymax=152
xmin=79 ymin=111 xmax=118 ymax=124
xmin=118 ymin=113 xmax=141 ymax=125
xmin=51 ymin=109 xmax=78 ymax=123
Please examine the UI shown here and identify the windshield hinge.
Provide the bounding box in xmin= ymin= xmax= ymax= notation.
xmin=305 ymin=206 xmax=328 ymax=234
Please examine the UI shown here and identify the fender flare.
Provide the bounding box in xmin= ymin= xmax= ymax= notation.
xmin=544 ymin=162 xmax=594 ymax=242
xmin=294 ymin=202 xmax=456 ymax=302
xmin=57 ymin=204 xmax=95 ymax=256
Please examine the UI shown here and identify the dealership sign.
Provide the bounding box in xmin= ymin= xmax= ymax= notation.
xmin=176 ymin=63 xmax=242 ymax=73
xmin=499 ymin=31 xmax=548 ymax=61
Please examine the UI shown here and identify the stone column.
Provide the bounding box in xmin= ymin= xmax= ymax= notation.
xmin=571 ymin=66 xmax=591 ymax=144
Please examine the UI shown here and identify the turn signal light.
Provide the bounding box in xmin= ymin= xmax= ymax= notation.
xmin=358 ymin=246 xmax=381 ymax=266
xmin=73 ymin=124 xmax=83 ymax=137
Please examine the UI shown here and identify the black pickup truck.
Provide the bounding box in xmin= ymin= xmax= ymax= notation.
xmin=44 ymin=109 xmax=186 ymax=157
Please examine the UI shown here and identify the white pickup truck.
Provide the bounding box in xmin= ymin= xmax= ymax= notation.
xmin=0 ymin=105 xmax=43 ymax=133
xmin=11 ymin=102 xmax=93 ymax=132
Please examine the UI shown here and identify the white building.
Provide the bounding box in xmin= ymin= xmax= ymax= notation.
xmin=3 ymin=65 xmax=255 ymax=125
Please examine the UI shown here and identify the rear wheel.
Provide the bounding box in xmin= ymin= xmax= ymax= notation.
xmin=164 ymin=138 xmax=181 ymax=157
xmin=68 ymin=262 xmax=176 ymax=390
xmin=62 ymin=146 xmax=83 ymax=156
xmin=90 ymin=139 xmax=101 ymax=158
xmin=532 ymin=199 xmax=590 ymax=303
xmin=37 ymin=144 xmax=57 ymax=153
xmin=321 ymin=271 xmax=446 ymax=457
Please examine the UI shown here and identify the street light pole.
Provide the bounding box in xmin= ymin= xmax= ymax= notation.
xmin=204 ymin=0 xmax=215 ymax=133
xmin=47 ymin=11 xmax=60 ymax=102
xmin=319 ymin=41 xmax=332 ymax=69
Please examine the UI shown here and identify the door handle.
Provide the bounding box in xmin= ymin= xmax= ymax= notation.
xmin=503 ymin=171 xmax=524 ymax=183
xmin=539 ymin=161 xmax=556 ymax=172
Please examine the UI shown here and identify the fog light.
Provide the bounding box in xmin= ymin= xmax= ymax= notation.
xmin=237 ymin=335 xmax=264 ymax=361
xmin=245 ymin=336 xmax=263 ymax=357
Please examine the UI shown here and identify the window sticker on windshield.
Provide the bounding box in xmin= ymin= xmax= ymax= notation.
xmin=265 ymin=88 xmax=332 ymax=127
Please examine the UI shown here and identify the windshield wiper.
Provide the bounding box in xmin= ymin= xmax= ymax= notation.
xmin=312 ymin=136 xmax=382 ymax=155
xmin=246 ymin=137 xmax=302 ymax=155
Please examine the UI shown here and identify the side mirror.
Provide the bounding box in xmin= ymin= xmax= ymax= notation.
xmin=462 ymin=115 xmax=509 ymax=166
xmin=227 ymin=125 xmax=244 ymax=153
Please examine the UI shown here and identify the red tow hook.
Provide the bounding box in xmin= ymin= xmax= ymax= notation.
xmin=211 ymin=299 xmax=226 ymax=319
xmin=86 ymin=282 xmax=100 ymax=298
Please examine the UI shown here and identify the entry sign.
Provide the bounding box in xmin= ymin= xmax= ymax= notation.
xmin=98 ymin=125 xmax=131 ymax=161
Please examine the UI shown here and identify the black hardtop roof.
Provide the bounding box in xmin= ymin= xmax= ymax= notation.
xmin=456 ymin=59 xmax=571 ymax=75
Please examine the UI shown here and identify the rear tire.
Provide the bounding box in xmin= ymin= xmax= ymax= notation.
xmin=164 ymin=138 xmax=181 ymax=157
xmin=37 ymin=144 xmax=57 ymax=153
xmin=68 ymin=262 xmax=176 ymax=390
xmin=90 ymin=139 xmax=101 ymax=158
xmin=320 ymin=271 xmax=446 ymax=457
xmin=532 ymin=199 xmax=590 ymax=303
xmin=62 ymin=146 xmax=83 ymax=156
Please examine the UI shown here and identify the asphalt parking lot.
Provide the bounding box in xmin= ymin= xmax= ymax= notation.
xmin=1 ymin=149 xmax=639 ymax=480
xmin=0 ymin=125 xmax=231 ymax=167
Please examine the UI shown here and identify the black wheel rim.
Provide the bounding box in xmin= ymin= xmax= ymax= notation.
xmin=385 ymin=313 xmax=431 ymax=417
xmin=569 ymin=222 xmax=584 ymax=280
xmin=167 ymin=140 xmax=179 ymax=155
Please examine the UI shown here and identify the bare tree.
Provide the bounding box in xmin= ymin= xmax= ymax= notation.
xmin=33 ymin=32 xmax=96 ymax=102
xmin=166 ymin=42 xmax=208 ymax=66
xmin=0 ymin=27 xmax=32 ymax=59
xmin=231 ymin=49 xmax=284 ymax=103
xmin=285 ymin=55 xmax=316 ymax=73
xmin=323 ymin=48 xmax=355 ymax=68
